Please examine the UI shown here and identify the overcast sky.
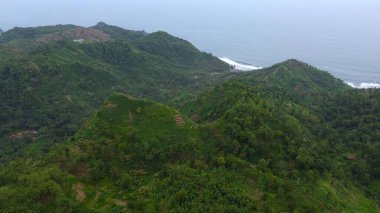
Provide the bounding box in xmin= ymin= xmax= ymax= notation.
xmin=1 ymin=0 xmax=380 ymax=33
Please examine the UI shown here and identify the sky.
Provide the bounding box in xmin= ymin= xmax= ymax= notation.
xmin=1 ymin=0 xmax=380 ymax=33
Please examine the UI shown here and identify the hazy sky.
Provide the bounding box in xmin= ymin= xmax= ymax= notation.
xmin=1 ymin=0 xmax=380 ymax=33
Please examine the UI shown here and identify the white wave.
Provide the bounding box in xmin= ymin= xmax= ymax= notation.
xmin=219 ymin=57 xmax=262 ymax=71
xmin=345 ymin=81 xmax=380 ymax=89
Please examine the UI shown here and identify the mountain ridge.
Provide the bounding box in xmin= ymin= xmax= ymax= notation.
xmin=0 ymin=23 xmax=230 ymax=163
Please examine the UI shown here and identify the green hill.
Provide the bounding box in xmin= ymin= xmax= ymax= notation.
xmin=243 ymin=59 xmax=347 ymax=90
xmin=132 ymin=31 xmax=229 ymax=72
xmin=0 ymin=24 xmax=80 ymax=43
xmin=91 ymin=22 xmax=148 ymax=42
xmin=1 ymin=23 xmax=380 ymax=212
xmin=0 ymin=94 xmax=251 ymax=212
xmin=185 ymin=62 xmax=380 ymax=211
xmin=71 ymin=93 xmax=200 ymax=168
xmin=0 ymin=23 xmax=230 ymax=163
xmin=0 ymin=93 xmax=379 ymax=212
xmin=235 ymin=59 xmax=349 ymax=106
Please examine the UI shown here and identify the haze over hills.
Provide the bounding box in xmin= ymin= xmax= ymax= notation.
xmin=0 ymin=23 xmax=380 ymax=212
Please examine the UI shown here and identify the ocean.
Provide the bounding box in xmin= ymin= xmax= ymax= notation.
xmin=116 ymin=1 xmax=380 ymax=88
xmin=172 ymin=27 xmax=380 ymax=89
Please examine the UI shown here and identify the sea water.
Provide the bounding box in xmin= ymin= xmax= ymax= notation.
xmin=119 ymin=0 xmax=380 ymax=88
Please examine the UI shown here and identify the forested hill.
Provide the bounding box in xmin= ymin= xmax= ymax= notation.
xmin=0 ymin=90 xmax=379 ymax=212
xmin=0 ymin=23 xmax=380 ymax=212
xmin=0 ymin=22 xmax=231 ymax=163
xmin=0 ymin=24 xmax=80 ymax=43
xmin=90 ymin=22 xmax=148 ymax=42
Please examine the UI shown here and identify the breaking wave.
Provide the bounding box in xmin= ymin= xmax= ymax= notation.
xmin=219 ymin=57 xmax=262 ymax=71
xmin=345 ymin=82 xmax=380 ymax=89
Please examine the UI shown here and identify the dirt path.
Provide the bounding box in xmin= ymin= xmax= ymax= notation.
xmin=72 ymin=182 xmax=86 ymax=202
xmin=128 ymin=110 xmax=133 ymax=121
xmin=175 ymin=114 xmax=185 ymax=127
xmin=112 ymin=199 xmax=128 ymax=207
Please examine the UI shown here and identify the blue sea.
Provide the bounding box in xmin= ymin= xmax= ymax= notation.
xmin=174 ymin=27 xmax=380 ymax=88
xmin=116 ymin=0 xmax=380 ymax=88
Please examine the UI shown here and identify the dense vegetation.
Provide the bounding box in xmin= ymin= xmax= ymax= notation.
xmin=0 ymin=25 xmax=79 ymax=43
xmin=0 ymin=23 xmax=379 ymax=212
xmin=90 ymin=22 xmax=148 ymax=42
xmin=0 ymin=23 xmax=230 ymax=163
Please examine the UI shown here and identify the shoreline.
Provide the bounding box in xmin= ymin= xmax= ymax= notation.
xmin=344 ymin=81 xmax=380 ymax=89
xmin=218 ymin=57 xmax=380 ymax=89
xmin=218 ymin=57 xmax=262 ymax=71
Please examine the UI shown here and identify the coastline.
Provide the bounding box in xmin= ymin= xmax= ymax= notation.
xmin=218 ymin=57 xmax=380 ymax=89
xmin=218 ymin=57 xmax=262 ymax=71
xmin=344 ymin=81 xmax=380 ymax=89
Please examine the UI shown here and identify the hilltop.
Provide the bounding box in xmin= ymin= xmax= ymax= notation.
xmin=91 ymin=22 xmax=148 ymax=42
xmin=0 ymin=22 xmax=231 ymax=163
xmin=0 ymin=94 xmax=254 ymax=212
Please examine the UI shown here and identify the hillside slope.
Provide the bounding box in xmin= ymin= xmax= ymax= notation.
xmin=0 ymin=23 xmax=230 ymax=163
xmin=1 ymin=23 xmax=380 ymax=212
xmin=185 ymin=61 xmax=380 ymax=209
xmin=0 ymin=24 xmax=79 ymax=43
xmin=0 ymin=93 xmax=379 ymax=212
xmin=91 ymin=22 xmax=148 ymax=42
